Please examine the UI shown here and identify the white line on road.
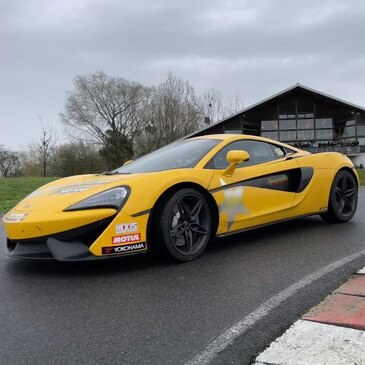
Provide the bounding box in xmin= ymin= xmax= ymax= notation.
xmin=184 ymin=249 xmax=365 ymax=365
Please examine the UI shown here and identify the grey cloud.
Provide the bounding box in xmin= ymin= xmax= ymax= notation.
xmin=1 ymin=0 xmax=365 ymax=149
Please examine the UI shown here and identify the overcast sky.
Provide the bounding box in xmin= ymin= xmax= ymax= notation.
xmin=1 ymin=0 xmax=365 ymax=150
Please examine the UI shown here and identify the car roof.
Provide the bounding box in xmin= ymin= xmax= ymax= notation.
xmin=190 ymin=133 xmax=260 ymax=140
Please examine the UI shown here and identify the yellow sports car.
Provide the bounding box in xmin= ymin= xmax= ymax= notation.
xmin=2 ymin=134 xmax=359 ymax=262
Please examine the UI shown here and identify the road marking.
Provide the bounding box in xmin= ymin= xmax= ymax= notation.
xmin=184 ymin=249 xmax=365 ymax=365
xmin=254 ymin=320 xmax=365 ymax=365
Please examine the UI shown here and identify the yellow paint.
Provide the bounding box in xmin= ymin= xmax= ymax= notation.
xmin=2 ymin=134 xmax=359 ymax=257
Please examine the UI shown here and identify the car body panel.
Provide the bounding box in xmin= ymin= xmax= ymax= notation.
xmin=4 ymin=208 xmax=117 ymax=241
xmin=208 ymin=158 xmax=301 ymax=234
xmin=2 ymin=134 xmax=359 ymax=261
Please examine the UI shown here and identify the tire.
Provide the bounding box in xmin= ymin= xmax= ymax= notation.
xmin=156 ymin=188 xmax=212 ymax=262
xmin=320 ymin=170 xmax=358 ymax=223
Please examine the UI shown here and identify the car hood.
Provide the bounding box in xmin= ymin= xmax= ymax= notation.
xmin=13 ymin=174 xmax=139 ymax=213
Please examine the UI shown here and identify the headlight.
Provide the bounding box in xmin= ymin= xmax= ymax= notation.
xmin=64 ymin=187 xmax=130 ymax=211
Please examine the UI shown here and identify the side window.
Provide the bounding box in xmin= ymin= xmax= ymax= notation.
xmin=270 ymin=145 xmax=286 ymax=159
xmin=211 ymin=140 xmax=281 ymax=169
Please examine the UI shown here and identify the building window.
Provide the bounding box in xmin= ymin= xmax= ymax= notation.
xmin=316 ymin=129 xmax=333 ymax=139
xmin=358 ymin=125 xmax=365 ymax=136
xmin=343 ymin=126 xmax=356 ymax=138
xmin=261 ymin=131 xmax=279 ymax=140
xmin=280 ymin=130 xmax=296 ymax=141
xmin=298 ymin=119 xmax=314 ymax=129
xmin=297 ymin=130 xmax=314 ymax=140
xmin=258 ymin=110 xmax=359 ymax=145
xmin=225 ymin=129 xmax=242 ymax=134
xmin=316 ymin=118 xmax=332 ymax=128
xmin=279 ymin=114 xmax=295 ymax=119
xmin=279 ymin=119 xmax=296 ymax=130
xmin=358 ymin=137 xmax=365 ymax=146
xmin=298 ymin=113 xmax=314 ymax=118
xmin=261 ymin=120 xmax=278 ymax=130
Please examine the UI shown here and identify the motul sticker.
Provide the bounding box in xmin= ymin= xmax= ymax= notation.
xmin=112 ymin=233 xmax=141 ymax=245
xmin=116 ymin=222 xmax=138 ymax=234
xmin=102 ymin=242 xmax=147 ymax=255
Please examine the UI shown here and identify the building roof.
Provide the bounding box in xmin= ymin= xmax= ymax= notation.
xmin=186 ymin=83 xmax=365 ymax=138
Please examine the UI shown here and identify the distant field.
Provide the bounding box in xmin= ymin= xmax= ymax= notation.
xmin=0 ymin=177 xmax=58 ymax=214
xmin=0 ymin=171 xmax=364 ymax=215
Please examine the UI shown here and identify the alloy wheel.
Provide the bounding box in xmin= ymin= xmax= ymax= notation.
xmin=168 ymin=193 xmax=209 ymax=256
xmin=334 ymin=175 xmax=357 ymax=217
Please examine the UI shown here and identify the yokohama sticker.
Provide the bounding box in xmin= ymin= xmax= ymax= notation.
xmin=112 ymin=233 xmax=141 ymax=245
xmin=116 ymin=222 xmax=138 ymax=234
xmin=102 ymin=242 xmax=147 ymax=255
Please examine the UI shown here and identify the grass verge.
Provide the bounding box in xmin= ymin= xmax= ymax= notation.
xmin=0 ymin=177 xmax=58 ymax=214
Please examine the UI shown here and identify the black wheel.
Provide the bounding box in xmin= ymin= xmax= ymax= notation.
xmin=320 ymin=170 xmax=358 ymax=223
xmin=157 ymin=188 xmax=212 ymax=262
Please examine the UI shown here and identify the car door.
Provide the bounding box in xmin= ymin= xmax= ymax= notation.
xmin=207 ymin=139 xmax=301 ymax=235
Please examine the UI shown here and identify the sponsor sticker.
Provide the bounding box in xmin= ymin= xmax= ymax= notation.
xmin=112 ymin=233 xmax=141 ymax=245
xmin=102 ymin=242 xmax=147 ymax=255
xmin=116 ymin=222 xmax=138 ymax=234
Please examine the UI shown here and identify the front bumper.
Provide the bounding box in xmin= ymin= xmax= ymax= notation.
xmin=6 ymin=238 xmax=103 ymax=261
xmin=6 ymin=217 xmax=114 ymax=261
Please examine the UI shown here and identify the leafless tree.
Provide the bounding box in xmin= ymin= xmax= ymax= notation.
xmin=60 ymin=71 xmax=152 ymax=164
xmin=0 ymin=145 xmax=20 ymax=177
xmin=135 ymin=72 xmax=204 ymax=156
xmin=17 ymin=146 xmax=42 ymax=177
xmin=36 ymin=120 xmax=57 ymax=177
xmin=200 ymin=89 xmax=244 ymax=124
xmin=60 ymin=70 xmax=245 ymax=160
xmin=225 ymin=92 xmax=245 ymax=116
xmin=200 ymin=88 xmax=225 ymax=125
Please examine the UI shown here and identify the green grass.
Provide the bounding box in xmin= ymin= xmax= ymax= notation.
xmin=0 ymin=177 xmax=58 ymax=214
xmin=357 ymin=169 xmax=365 ymax=186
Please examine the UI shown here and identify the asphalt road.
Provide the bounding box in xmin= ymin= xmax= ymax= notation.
xmin=0 ymin=190 xmax=364 ymax=365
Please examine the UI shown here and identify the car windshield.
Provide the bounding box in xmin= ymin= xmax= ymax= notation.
xmin=111 ymin=138 xmax=221 ymax=174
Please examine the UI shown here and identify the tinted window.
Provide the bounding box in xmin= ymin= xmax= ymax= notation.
xmin=112 ymin=139 xmax=221 ymax=174
xmin=210 ymin=140 xmax=283 ymax=169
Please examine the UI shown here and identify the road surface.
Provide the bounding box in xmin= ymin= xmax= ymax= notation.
xmin=0 ymin=189 xmax=364 ymax=364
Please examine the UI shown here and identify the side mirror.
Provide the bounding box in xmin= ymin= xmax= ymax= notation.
xmin=123 ymin=160 xmax=133 ymax=166
xmin=223 ymin=150 xmax=250 ymax=177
